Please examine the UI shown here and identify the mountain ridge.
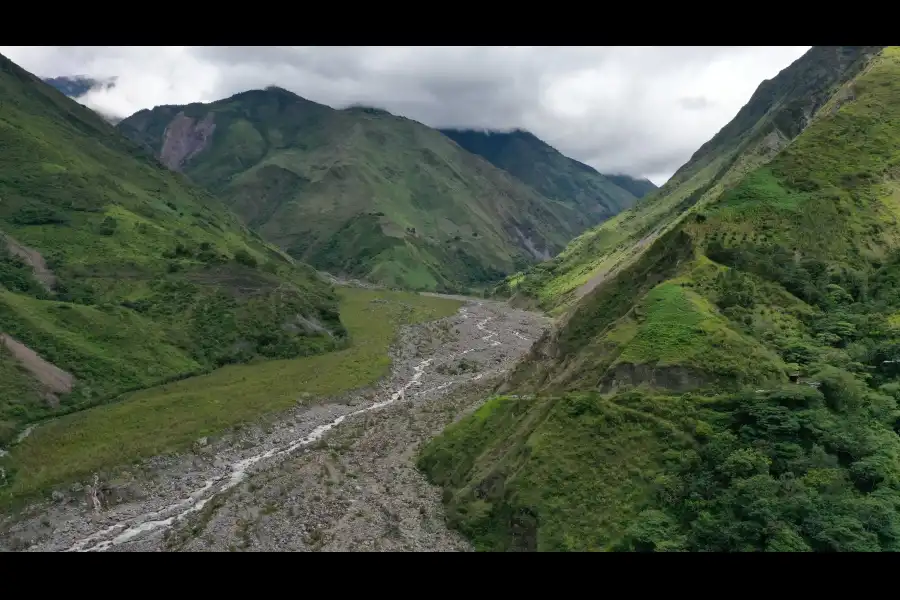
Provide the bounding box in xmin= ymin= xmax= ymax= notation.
xmin=420 ymin=45 xmax=900 ymax=552
xmin=116 ymin=88 xmax=643 ymax=293
xmin=497 ymin=45 xmax=883 ymax=315
xmin=438 ymin=127 xmax=655 ymax=220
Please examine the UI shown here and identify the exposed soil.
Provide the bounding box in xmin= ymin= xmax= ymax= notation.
xmin=159 ymin=112 xmax=216 ymax=171
xmin=2 ymin=232 xmax=57 ymax=292
xmin=0 ymin=334 xmax=74 ymax=396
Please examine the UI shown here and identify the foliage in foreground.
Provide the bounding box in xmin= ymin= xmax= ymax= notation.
xmin=421 ymin=373 xmax=900 ymax=552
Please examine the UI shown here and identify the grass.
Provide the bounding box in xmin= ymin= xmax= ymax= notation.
xmin=616 ymin=283 xmax=711 ymax=364
xmin=610 ymin=282 xmax=785 ymax=384
xmin=0 ymin=287 xmax=462 ymax=504
xmin=0 ymin=54 xmax=342 ymax=441
xmin=0 ymin=344 xmax=45 ymax=444
xmin=116 ymin=88 xmax=615 ymax=293
xmin=418 ymin=392 xmax=698 ymax=551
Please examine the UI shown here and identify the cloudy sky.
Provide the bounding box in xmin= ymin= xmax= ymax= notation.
xmin=1 ymin=46 xmax=810 ymax=185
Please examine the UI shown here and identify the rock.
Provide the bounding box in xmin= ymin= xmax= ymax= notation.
xmin=106 ymin=482 xmax=146 ymax=504
xmin=51 ymin=490 xmax=65 ymax=503
xmin=195 ymin=436 xmax=209 ymax=448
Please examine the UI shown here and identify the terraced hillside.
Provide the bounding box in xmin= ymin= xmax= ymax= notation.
xmin=439 ymin=128 xmax=654 ymax=220
xmin=0 ymin=54 xmax=342 ymax=448
xmin=421 ymin=46 xmax=900 ymax=551
xmin=497 ymin=46 xmax=883 ymax=315
xmin=117 ymin=92 xmax=640 ymax=293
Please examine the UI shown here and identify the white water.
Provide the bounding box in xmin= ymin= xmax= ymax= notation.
xmin=64 ymin=305 xmax=518 ymax=552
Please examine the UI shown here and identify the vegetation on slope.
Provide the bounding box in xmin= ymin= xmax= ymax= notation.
xmin=439 ymin=128 xmax=653 ymax=220
xmin=604 ymin=174 xmax=658 ymax=199
xmin=117 ymin=91 xmax=615 ymax=293
xmin=421 ymin=46 xmax=900 ymax=551
xmin=497 ymin=46 xmax=883 ymax=315
xmin=0 ymin=287 xmax=462 ymax=505
xmin=0 ymin=54 xmax=341 ymax=445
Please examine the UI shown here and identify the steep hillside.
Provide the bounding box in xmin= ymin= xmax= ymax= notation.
xmin=604 ymin=173 xmax=658 ymax=199
xmin=499 ymin=46 xmax=883 ymax=315
xmin=0 ymin=54 xmax=342 ymax=446
xmin=421 ymin=46 xmax=900 ymax=551
xmin=438 ymin=128 xmax=653 ymax=221
xmin=117 ymin=92 xmax=601 ymax=293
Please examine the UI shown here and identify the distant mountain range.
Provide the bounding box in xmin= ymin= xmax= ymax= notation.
xmin=42 ymin=75 xmax=121 ymax=123
xmin=439 ymin=128 xmax=656 ymax=220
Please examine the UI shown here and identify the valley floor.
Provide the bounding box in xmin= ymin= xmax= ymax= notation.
xmin=0 ymin=298 xmax=548 ymax=552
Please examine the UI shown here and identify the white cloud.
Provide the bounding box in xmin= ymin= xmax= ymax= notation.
xmin=0 ymin=46 xmax=810 ymax=185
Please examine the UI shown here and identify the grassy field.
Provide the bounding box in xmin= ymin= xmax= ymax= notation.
xmin=0 ymin=287 xmax=462 ymax=505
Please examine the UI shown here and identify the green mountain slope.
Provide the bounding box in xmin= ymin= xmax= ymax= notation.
xmin=499 ymin=46 xmax=883 ymax=315
xmin=604 ymin=173 xmax=658 ymax=199
xmin=116 ymin=91 xmax=606 ymax=293
xmin=438 ymin=128 xmax=654 ymax=220
xmin=421 ymin=46 xmax=900 ymax=551
xmin=0 ymin=54 xmax=343 ymax=446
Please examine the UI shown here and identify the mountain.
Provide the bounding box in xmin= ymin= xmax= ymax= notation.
xmin=420 ymin=46 xmax=900 ymax=551
xmin=0 ymin=54 xmax=342 ymax=447
xmin=43 ymin=75 xmax=115 ymax=98
xmin=438 ymin=128 xmax=653 ymax=221
xmin=498 ymin=46 xmax=883 ymax=315
xmin=603 ymin=173 xmax=658 ymax=199
xmin=115 ymin=91 xmax=630 ymax=293
xmin=41 ymin=75 xmax=122 ymax=124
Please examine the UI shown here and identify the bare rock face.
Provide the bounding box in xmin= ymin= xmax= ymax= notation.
xmin=159 ymin=112 xmax=216 ymax=171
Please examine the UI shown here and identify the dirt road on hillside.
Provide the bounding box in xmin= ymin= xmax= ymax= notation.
xmin=0 ymin=299 xmax=548 ymax=552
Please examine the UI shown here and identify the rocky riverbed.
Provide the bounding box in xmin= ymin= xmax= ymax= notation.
xmin=0 ymin=299 xmax=548 ymax=552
